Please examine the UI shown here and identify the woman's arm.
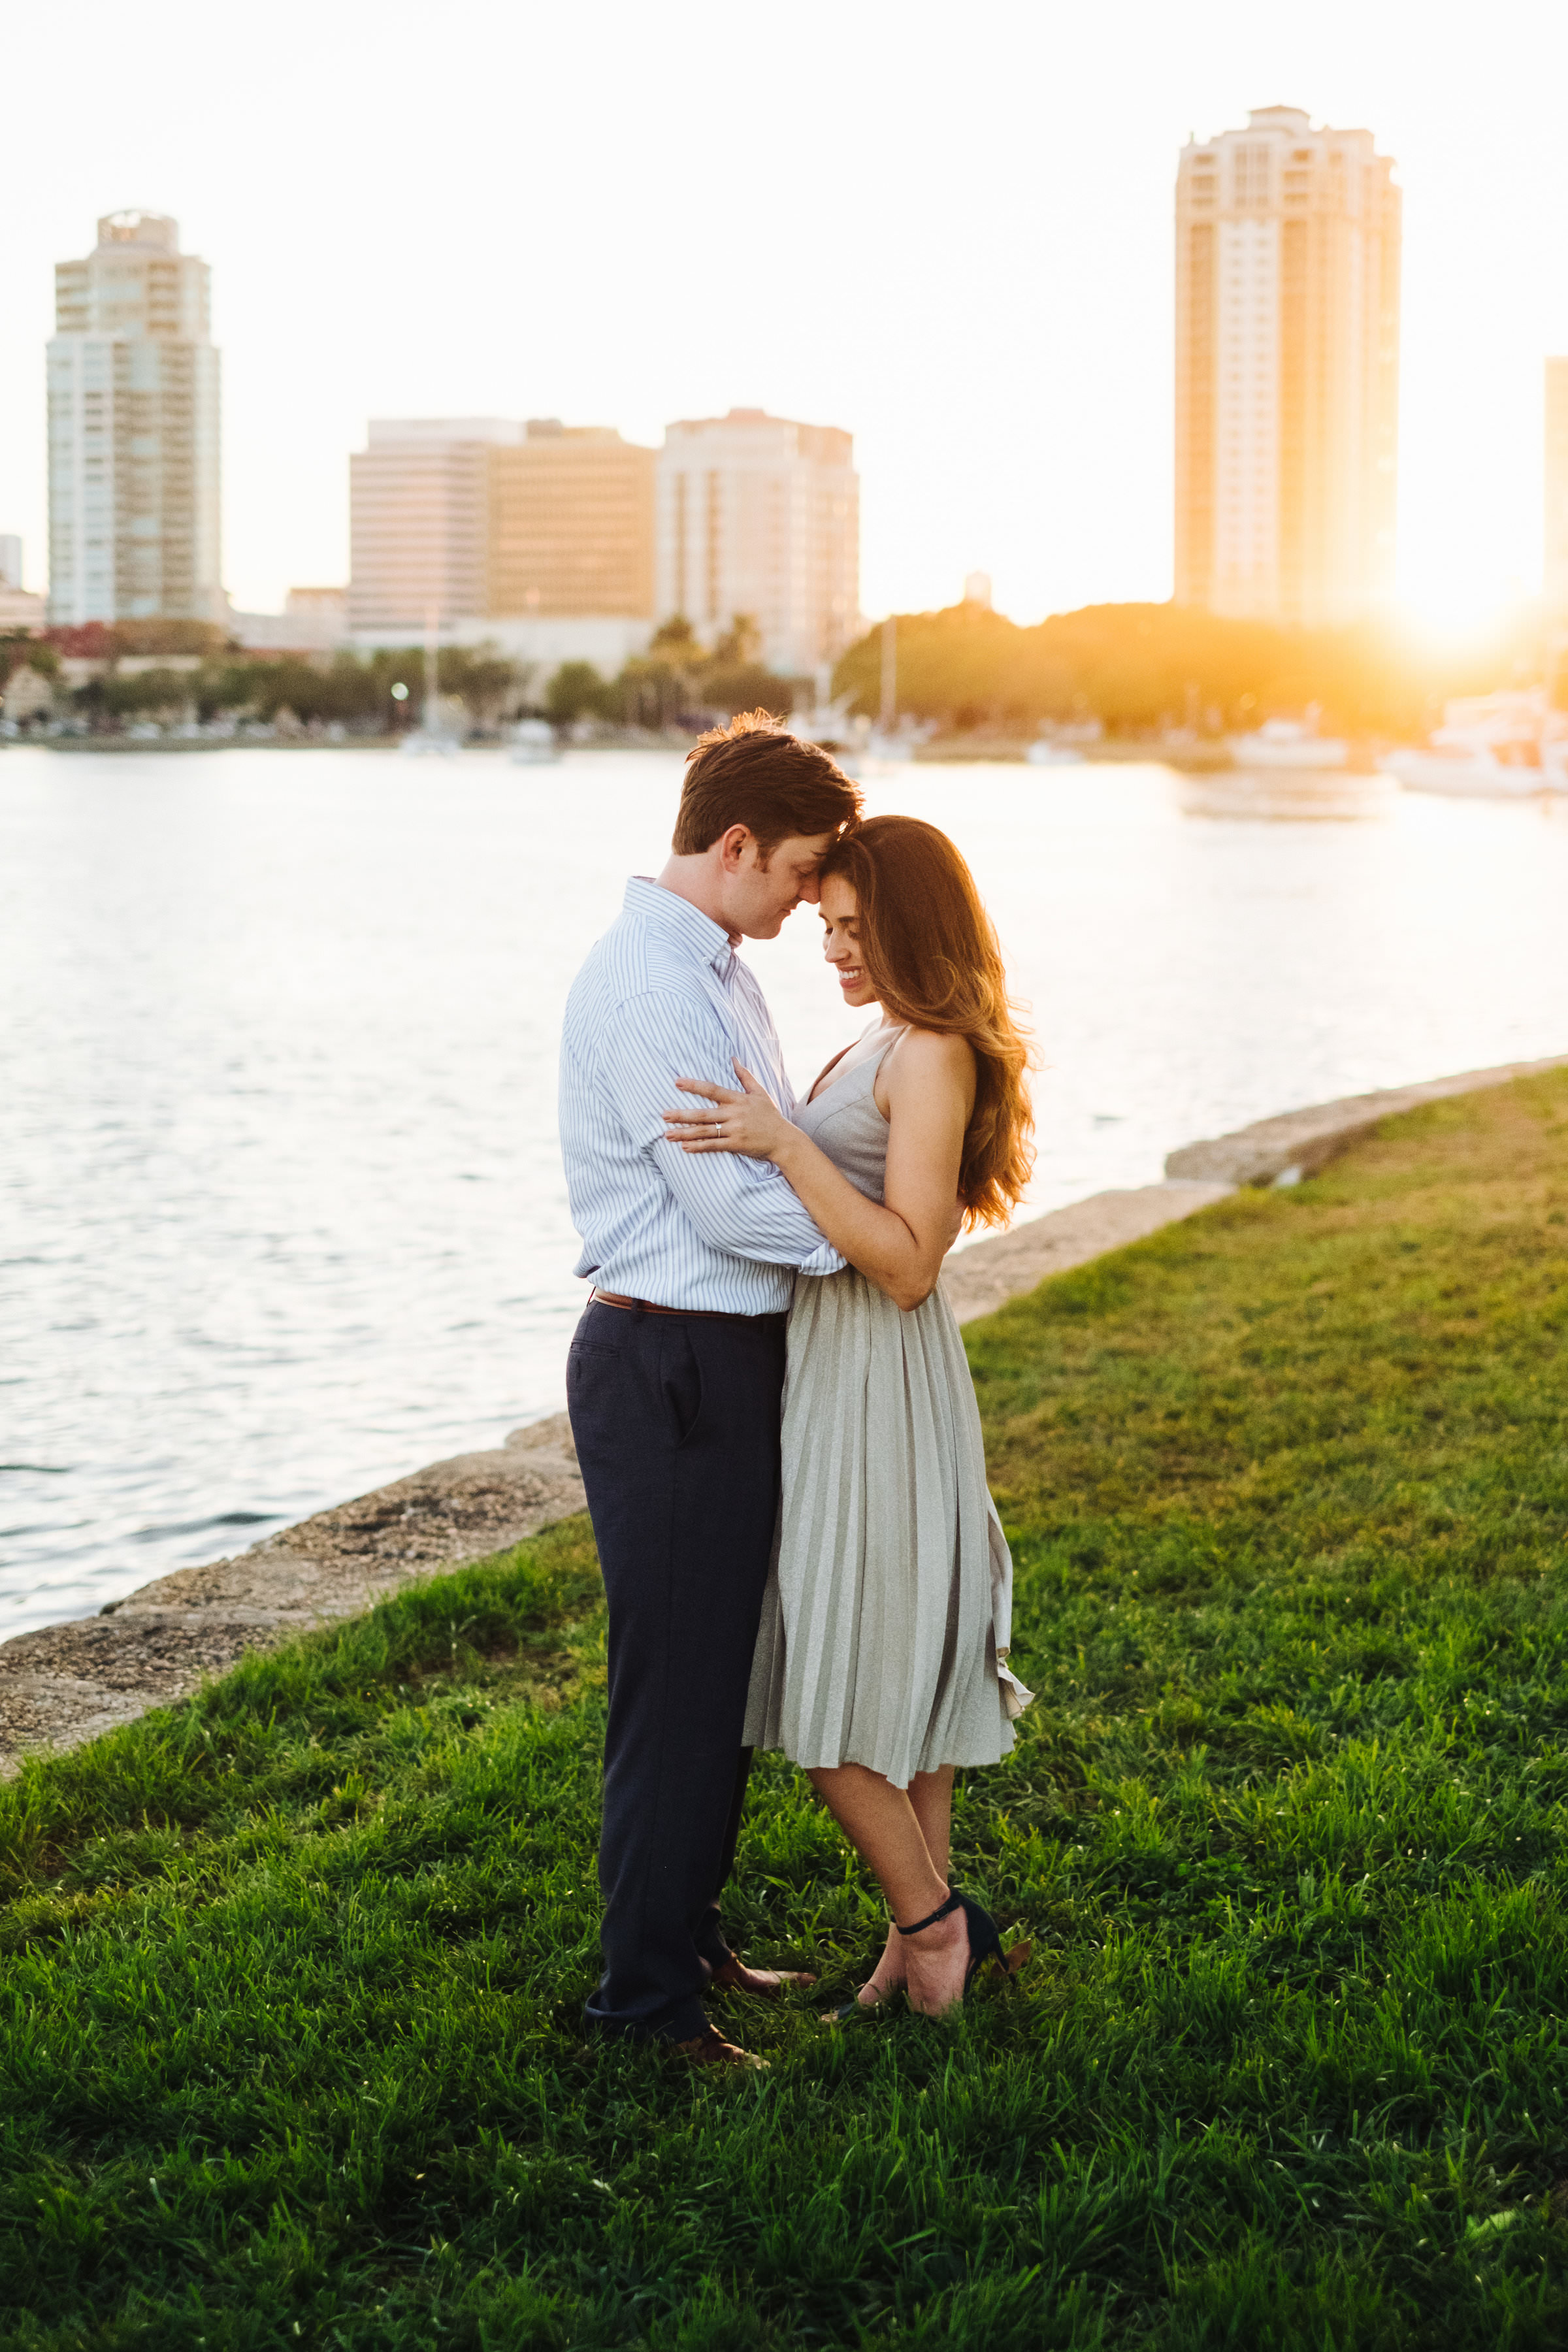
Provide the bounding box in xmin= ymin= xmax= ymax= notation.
xmin=664 ymin=1031 xmax=974 ymax=1311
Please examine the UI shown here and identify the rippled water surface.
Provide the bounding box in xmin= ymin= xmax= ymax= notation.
xmin=5 ymin=743 xmax=1567 ymax=1639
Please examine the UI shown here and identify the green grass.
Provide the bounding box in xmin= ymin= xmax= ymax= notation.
xmin=5 ymin=1071 xmax=1568 ymax=2350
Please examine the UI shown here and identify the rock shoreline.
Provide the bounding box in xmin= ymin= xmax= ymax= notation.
xmin=0 ymin=1418 xmax=585 ymax=1771
xmin=5 ymin=1051 xmax=1564 ymax=1772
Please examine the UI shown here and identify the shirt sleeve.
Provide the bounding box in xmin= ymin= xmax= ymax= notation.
xmin=598 ymin=990 xmax=844 ymax=1277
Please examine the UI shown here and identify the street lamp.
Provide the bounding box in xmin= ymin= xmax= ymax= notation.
xmin=390 ymin=681 xmax=408 ymax=734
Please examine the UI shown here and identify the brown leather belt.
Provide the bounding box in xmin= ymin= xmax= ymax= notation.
xmin=591 ymin=1289 xmax=777 ymax=1322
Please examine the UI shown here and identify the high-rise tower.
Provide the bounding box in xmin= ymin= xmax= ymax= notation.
xmin=47 ymin=212 xmax=222 ymax=624
xmin=1175 ymin=107 xmax=1400 ymax=627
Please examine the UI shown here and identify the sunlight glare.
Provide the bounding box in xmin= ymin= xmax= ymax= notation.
xmin=1390 ymin=575 xmax=1530 ymax=653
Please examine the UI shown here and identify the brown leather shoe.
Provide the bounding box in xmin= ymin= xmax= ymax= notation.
xmin=668 ymin=2022 xmax=769 ymax=2071
xmin=708 ymin=1954 xmax=817 ymax=1998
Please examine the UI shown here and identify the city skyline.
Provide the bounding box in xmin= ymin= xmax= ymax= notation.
xmin=345 ymin=406 xmax=857 ymax=678
xmin=1 ymin=1 xmax=1565 ymax=634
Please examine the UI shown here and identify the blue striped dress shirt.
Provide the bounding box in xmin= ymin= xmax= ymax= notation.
xmin=559 ymin=877 xmax=845 ymax=1313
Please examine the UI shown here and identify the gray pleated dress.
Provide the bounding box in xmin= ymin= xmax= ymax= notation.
xmin=742 ymin=1028 xmax=1020 ymax=1789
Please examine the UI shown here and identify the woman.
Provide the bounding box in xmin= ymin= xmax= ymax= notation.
xmin=663 ymin=813 xmax=1035 ymax=2017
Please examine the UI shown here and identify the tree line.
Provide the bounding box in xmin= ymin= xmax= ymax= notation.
xmin=8 ymin=602 xmax=1558 ymax=743
xmin=1 ymin=614 xmax=792 ymax=734
xmin=830 ymin=600 xmax=1561 ymax=738
xmin=542 ymin=615 xmax=791 ymax=728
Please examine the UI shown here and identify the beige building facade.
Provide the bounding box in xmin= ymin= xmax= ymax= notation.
xmin=1546 ymin=360 xmax=1568 ymax=617
xmin=48 ymin=212 xmax=223 ymax=624
xmin=1175 ymin=107 xmax=1401 ymax=628
xmin=0 ymin=539 xmax=44 ymax=630
xmin=655 ymin=408 xmax=859 ymax=676
xmin=348 ymin=419 xmax=515 ymax=636
xmin=487 ymin=423 xmax=655 ymax=620
xmin=349 ymin=417 xmax=656 ymax=657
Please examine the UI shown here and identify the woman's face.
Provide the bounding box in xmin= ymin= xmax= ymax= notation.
xmin=819 ymin=874 xmax=877 ymax=1008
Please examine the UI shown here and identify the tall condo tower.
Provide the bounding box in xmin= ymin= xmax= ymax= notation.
xmin=655 ymin=409 xmax=859 ymax=675
xmin=48 ymin=212 xmax=221 ymax=624
xmin=1546 ymin=360 xmax=1568 ymax=617
xmin=1175 ymin=107 xmax=1401 ymax=627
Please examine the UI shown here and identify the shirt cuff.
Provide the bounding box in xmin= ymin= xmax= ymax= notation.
xmin=797 ymin=1239 xmax=846 ymax=1277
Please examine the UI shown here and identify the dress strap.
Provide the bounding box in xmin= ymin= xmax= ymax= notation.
xmin=806 ymin=1024 xmax=907 ymax=1105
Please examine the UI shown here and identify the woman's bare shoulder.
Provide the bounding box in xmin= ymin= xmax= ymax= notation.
xmin=883 ymin=1027 xmax=977 ymax=1105
xmin=888 ymin=1027 xmax=977 ymax=1075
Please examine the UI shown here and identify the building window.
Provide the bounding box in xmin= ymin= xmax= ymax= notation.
xmin=1232 ymin=144 xmax=1271 ymax=208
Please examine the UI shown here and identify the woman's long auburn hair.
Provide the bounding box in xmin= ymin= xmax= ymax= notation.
xmin=821 ymin=815 xmax=1035 ymax=1230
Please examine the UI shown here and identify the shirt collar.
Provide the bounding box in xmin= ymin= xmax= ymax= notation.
xmin=625 ymin=876 xmax=736 ymax=979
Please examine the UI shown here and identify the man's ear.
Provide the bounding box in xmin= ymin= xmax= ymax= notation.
xmin=717 ymin=823 xmax=753 ymax=873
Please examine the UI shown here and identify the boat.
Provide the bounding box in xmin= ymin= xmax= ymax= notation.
xmin=509 ymin=719 xmax=560 ymax=765
xmin=1179 ymin=770 xmax=1394 ymax=823
xmin=1228 ymin=717 xmax=1348 ymax=770
xmin=1379 ymin=689 xmax=1568 ymax=800
xmin=400 ymin=721 xmax=461 ymax=758
xmin=1381 ymin=740 xmax=1567 ymax=798
xmin=787 ymin=692 xmax=868 ymax=777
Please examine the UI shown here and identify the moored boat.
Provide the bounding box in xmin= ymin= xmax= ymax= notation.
xmin=509 ymin=719 xmax=560 ymax=765
xmin=1228 ymin=717 xmax=1348 ymax=770
xmin=1382 ymin=743 xmax=1567 ymax=798
xmin=1380 ymin=690 xmax=1568 ymax=800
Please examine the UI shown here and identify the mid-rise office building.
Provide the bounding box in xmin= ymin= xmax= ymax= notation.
xmin=1546 ymin=360 xmax=1568 ymax=617
xmin=227 ymin=587 xmax=348 ymax=653
xmin=655 ymin=408 xmax=859 ymax=675
xmin=0 ymin=535 xmax=44 ymax=630
xmin=349 ymin=417 xmax=656 ymax=670
xmin=487 ymin=422 xmax=655 ymax=619
xmin=348 ymin=418 xmax=516 ymax=636
xmin=1174 ymin=107 xmax=1401 ymax=627
xmin=47 ymin=211 xmax=221 ymax=623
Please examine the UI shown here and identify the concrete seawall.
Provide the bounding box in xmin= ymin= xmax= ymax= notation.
xmin=5 ymin=1049 xmax=1564 ymax=1772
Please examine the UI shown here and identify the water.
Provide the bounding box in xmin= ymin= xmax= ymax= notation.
xmin=4 ymin=744 xmax=1566 ymax=1641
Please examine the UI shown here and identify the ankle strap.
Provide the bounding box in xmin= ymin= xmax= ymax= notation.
xmin=894 ymin=1887 xmax=962 ymax=1937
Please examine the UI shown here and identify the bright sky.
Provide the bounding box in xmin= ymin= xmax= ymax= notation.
xmin=3 ymin=0 xmax=1564 ymax=630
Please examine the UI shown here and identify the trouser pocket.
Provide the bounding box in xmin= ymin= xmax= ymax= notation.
xmin=659 ymin=1322 xmax=705 ymax=1448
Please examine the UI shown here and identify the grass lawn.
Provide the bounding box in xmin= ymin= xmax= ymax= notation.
xmin=4 ymin=1071 xmax=1568 ymax=2351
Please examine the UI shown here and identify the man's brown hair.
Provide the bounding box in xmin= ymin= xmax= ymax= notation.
xmin=672 ymin=709 xmax=862 ymax=859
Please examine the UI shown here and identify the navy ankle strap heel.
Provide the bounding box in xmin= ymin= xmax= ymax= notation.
xmin=896 ymin=1887 xmax=1028 ymax=2004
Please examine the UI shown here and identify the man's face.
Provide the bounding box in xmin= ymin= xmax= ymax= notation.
xmin=719 ymin=830 xmax=836 ymax=940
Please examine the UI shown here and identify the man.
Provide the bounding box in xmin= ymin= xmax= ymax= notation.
xmin=559 ymin=710 xmax=862 ymax=2068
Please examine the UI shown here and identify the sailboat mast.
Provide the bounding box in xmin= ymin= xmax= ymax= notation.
xmin=424 ymin=603 xmax=439 ymax=736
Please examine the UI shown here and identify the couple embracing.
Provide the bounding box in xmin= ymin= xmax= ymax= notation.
xmin=560 ymin=712 xmax=1034 ymax=2069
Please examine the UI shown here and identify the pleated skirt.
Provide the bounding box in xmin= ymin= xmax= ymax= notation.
xmin=742 ymin=1263 xmax=1016 ymax=1789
